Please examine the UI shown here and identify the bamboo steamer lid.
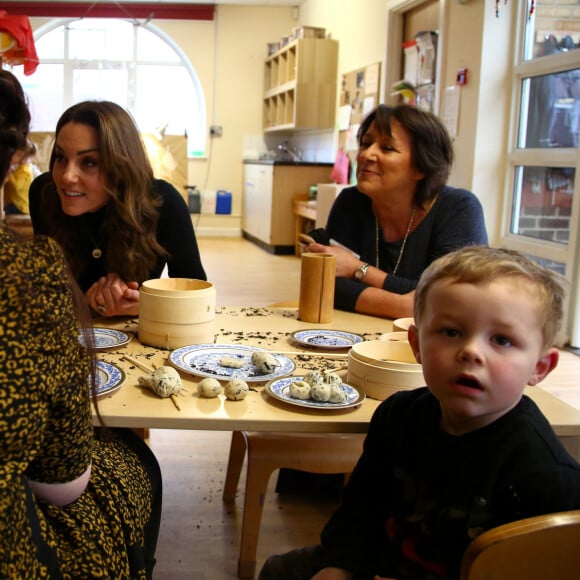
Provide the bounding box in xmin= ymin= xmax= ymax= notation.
xmin=350 ymin=338 xmax=418 ymax=368
xmin=138 ymin=278 xmax=216 ymax=348
xmin=392 ymin=317 xmax=414 ymax=332
xmin=347 ymin=339 xmax=424 ymax=400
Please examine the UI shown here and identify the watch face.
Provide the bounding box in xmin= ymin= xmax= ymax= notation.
xmin=355 ymin=264 xmax=368 ymax=280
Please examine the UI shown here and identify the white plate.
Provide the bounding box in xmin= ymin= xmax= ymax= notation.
xmin=169 ymin=343 xmax=295 ymax=382
xmin=290 ymin=329 xmax=364 ymax=349
xmin=79 ymin=328 xmax=131 ymax=351
xmin=265 ymin=376 xmax=365 ymax=410
xmin=92 ymin=361 xmax=125 ymax=398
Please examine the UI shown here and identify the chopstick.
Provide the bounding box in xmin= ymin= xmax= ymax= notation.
xmin=169 ymin=394 xmax=181 ymax=411
xmin=323 ymin=365 xmax=348 ymax=374
xmin=121 ymin=355 xmax=181 ymax=411
xmin=122 ymin=354 xmax=154 ymax=373
xmin=273 ymin=351 xmax=349 ymax=360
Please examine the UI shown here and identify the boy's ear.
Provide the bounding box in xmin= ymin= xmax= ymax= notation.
xmin=407 ymin=324 xmax=421 ymax=363
xmin=528 ymin=347 xmax=559 ymax=386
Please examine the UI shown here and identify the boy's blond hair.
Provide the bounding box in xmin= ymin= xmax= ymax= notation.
xmin=414 ymin=246 xmax=569 ymax=348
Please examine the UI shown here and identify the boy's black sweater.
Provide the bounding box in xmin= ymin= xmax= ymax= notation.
xmin=321 ymin=387 xmax=580 ymax=579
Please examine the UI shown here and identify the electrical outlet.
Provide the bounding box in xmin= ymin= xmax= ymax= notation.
xmin=210 ymin=125 xmax=223 ymax=137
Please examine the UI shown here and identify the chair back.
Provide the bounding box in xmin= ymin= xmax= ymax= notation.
xmin=460 ymin=510 xmax=580 ymax=580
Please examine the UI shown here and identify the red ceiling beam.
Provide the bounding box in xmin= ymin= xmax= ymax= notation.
xmin=1 ymin=3 xmax=215 ymax=20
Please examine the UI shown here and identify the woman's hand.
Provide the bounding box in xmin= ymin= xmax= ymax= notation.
xmin=86 ymin=273 xmax=140 ymax=317
xmin=311 ymin=567 xmax=352 ymax=580
xmin=308 ymin=242 xmax=363 ymax=279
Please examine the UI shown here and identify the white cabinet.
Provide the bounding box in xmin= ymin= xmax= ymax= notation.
xmin=242 ymin=161 xmax=333 ymax=254
xmin=242 ymin=163 xmax=273 ymax=244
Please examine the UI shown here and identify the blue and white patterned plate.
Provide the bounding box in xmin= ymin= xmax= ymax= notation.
xmin=92 ymin=360 xmax=125 ymax=398
xmin=290 ymin=329 xmax=364 ymax=350
xmin=265 ymin=376 xmax=365 ymax=410
xmin=79 ymin=328 xmax=131 ymax=351
xmin=169 ymin=343 xmax=295 ymax=383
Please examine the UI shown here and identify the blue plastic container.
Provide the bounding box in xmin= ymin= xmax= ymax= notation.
xmin=216 ymin=190 xmax=232 ymax=214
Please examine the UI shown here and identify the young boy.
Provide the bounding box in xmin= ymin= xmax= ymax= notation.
xmin=3 ymin=140 xmax=40 ymax=215
xmin=259 ymin=246 xmax=580 ymax=580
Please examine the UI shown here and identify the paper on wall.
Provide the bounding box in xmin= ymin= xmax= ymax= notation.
xmin=443 ymin=86 xmax=460 ymax=139
xmin=338 ymin=105 xmax=351 ymax=131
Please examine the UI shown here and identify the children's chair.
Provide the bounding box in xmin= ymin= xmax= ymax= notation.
xmin=460 ymin=510 xmax=580 ymax=580
xmin=222 ymin=430 xmax=365 ymax=579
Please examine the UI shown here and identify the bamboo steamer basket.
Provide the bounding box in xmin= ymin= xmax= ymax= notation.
xmin=351 ymin=337 xmax=417 ymax=368
xmin=392 ymin=317 xmax=414 ymax=332
xmin=347 ymin=339 xmax=424 ymax=400
xmin=138 ymin=278 xmax=216 ymax=348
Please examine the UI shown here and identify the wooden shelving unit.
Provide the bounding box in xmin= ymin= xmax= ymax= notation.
xmin=263 ymin=38 xmax=338 ymax=132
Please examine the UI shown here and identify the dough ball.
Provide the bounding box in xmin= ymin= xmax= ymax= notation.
xmin=311 ymin=382 xmax=331 ymax=402
xmin=324 ymin=372 xmax=342 ymax=386
xmin=303 ymin=370 xmax=324 ymax=388
xmin=329 ymin=383 xmax=348 ymax=403
xmin=197 ymin=377 xmax=222 ymax=398
xmin=138 ymin=366 xmax=182 ymax=398
xmin=289 ymin=380 xmax=312 ymax=400
xmin=219 ymin=356 xmax=245 ymax=369
xmin=251 ymin=351 xmax=280 ymax=374
xmin=225 ymin=378 xmax=249 ymax=401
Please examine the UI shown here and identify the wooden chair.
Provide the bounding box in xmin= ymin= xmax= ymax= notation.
xmin=222 ymin=430 xmax=365 ymax=579
xmin=460 ymin=510 xmax=580 ymax=580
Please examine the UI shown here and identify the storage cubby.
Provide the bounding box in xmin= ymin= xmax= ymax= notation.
xmin=263 ymin=38 xmax=338 ymax=132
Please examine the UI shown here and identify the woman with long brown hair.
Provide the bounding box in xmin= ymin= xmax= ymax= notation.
xmin=29 ymin=100 xmax=206 ymax=317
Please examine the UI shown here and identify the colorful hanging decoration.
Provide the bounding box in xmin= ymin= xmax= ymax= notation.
xmin=0 ymin=11 xmax=39 ymax=75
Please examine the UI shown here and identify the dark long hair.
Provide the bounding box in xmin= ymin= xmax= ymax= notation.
xmin=357 ymin=104 xmax=454 ymax=208
xmin=0 ymin=71 xmax=102 ymax=409
xmin=38 ymin=100 xmax=167 ymax=284
xmin=0 ymin=70 xmax=31 ymax=182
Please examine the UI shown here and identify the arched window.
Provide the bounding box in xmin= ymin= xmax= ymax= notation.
xmin=12 ymin=18 xmax=206 ymax=157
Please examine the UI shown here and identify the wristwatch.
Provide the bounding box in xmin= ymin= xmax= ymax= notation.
xmin=354 ymin=262 xmax=369 ymax=281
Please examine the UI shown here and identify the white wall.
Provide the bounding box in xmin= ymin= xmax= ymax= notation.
xmin=156 ymin=6 xmax=296 ymax=233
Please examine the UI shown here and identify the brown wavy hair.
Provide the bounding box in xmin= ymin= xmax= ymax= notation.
xmin=357 ymin=104 xmax=454 ymax=209
xmin=39 ymin=101 xmax=167 ymax=283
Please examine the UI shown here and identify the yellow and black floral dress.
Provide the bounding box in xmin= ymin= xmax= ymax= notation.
xmin=0 ymin=230 xmax=156 ymax=579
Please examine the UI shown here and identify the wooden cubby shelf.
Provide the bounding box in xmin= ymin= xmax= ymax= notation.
xmin=263 ymin=38 xmax=338 ymax=132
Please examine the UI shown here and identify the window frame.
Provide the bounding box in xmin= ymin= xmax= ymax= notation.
xmin=501 ymin=0 xmax=580 ymax=346
xmin=18 ymin=17 xmax=207 ymax=158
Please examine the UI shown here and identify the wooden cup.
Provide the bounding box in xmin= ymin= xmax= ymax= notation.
xmin=298 ymin=252 xmax=336 ymax=323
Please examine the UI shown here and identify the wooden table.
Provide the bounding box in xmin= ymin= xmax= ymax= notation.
xmin=93 ymin=306 xmax=580 ymax=440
